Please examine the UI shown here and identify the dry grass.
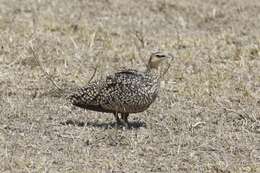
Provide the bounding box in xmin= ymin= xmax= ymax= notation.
xmin=0 ymin=0 xmax=260 ymax=172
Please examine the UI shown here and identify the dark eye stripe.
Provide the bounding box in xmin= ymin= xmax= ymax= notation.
xmin=156 ymin=54 xmax=165 ymax=58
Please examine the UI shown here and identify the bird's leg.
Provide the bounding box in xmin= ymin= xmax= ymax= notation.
xmin=121 ymin=113 xmax=129 ymax=128
xmin=113 ymin=112 xmax=121 ymax=125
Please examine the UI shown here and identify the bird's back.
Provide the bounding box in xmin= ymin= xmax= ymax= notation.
xmin=68 ymin=69 xmax=160 ymax=113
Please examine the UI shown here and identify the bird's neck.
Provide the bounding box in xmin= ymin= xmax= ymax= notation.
xmin=145 ymin=67 xmax=161 ymax=80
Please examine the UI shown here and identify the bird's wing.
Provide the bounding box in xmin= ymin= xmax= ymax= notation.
xmin=68 ymin=69 xmax=141 ymax=105
xmin=106 ymin=69 xmax=144 ymax=87
xmin=101 ymin=69 xmax=145 ymax=100
xmin=115 ymin=69 xmax=141 ymax=75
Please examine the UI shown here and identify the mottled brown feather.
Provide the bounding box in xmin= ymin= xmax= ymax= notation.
xmin=68 ymin=69 xmax=159 ymax=113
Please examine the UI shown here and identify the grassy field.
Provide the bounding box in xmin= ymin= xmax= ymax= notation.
xmin=0 ymin=0 xmax=260 ymax=172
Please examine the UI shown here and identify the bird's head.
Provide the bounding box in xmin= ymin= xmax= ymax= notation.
xmin=147 ymin=51 xmax=174 ymax=78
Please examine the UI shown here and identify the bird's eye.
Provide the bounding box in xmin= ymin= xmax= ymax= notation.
xmin=155 ymin=54 xmax=165 ymax=58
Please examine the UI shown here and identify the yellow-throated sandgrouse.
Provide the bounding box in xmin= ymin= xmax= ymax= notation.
xmin=68 ymin=52 xmax=174 ymax=127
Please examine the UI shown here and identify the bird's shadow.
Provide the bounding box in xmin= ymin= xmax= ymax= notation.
xmin=60 ymin=119 xmax=146 ymax=129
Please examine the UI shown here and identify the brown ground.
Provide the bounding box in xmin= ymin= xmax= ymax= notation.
xmin=0 ymin=0 xmax=260 ymax=172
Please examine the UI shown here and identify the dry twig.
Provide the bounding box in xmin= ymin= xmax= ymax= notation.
xmin=29 ymin=43 xmax=63 ymax=91
xmin=29 ymin=42 xmax=98 ymax=92
xmin=87 ymin=66 xmax=98 ymax=83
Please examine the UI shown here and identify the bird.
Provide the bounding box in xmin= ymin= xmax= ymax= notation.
xmin=68 ymin=51 xmax=174 ymax=128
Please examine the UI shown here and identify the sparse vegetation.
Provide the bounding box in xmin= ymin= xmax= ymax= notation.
xmin=0 ymin=0 xmax=259 ymax=172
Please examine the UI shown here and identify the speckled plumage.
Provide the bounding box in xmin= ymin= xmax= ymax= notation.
xmin=68 ymin=52 xmax=173 ymax=127
xmin=69 ymin=69 xmax=159 ymax=113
